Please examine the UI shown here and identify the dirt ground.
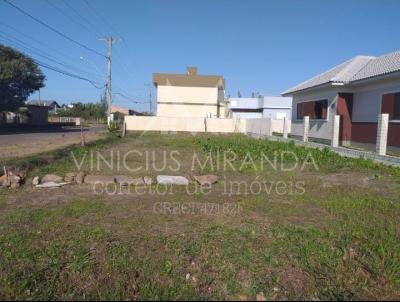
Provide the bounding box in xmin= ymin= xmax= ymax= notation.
xmin=0 ymin=126 xmax=107 ymax=158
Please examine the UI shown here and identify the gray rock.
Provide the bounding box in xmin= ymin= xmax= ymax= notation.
xmin=156 ymin=175 xmax=189 ymax=185
xmin=115 ymin=175 xmax=144 ymax=186
xmin=76 ymin=172 xmax=85 ymax=184
xmin=64 ymin=172 xmax=76 ymax=183
xmin=9 ymin=176 xmax=21 ymax=189
xmin=0 ymin=175 xmax=7 ymax=187
xmin=32 ymin=176 xmax=40 ymax=186
xmin=36 ymin=181 xmax=67 ymax=188
xmin=256 ymin=292 xmax=267 ymax=301
xmin=143 ymin=176 xmax=153 ymax=185
xmin=42 ymin=174 xmax=63 ymax=183
xmin=193 ymin=175 xmax=218 ymax=185
xmin=84 ymin=175 xmax=115 ymax=184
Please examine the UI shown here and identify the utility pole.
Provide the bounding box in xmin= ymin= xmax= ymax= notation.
xmin=99 ymin=37 xmax=119 ymax=126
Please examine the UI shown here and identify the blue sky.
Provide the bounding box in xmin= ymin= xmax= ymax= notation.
xmin=1 ymin=0 xmax=399 ymax=112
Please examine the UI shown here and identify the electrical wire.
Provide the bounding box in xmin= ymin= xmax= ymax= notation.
xmin=2 ymin=0 xmax=106 ymax=58
xmin=60 ymin=0 xmax=103 ymax=38
xmin=0 ymin=32 xmax=102 ymax=81
xmin=36 ymin=59 xmax=106 ymax=89
xmin=44 ymin=0 xmax=100 ymax=39
xmin=113 ymin=92 xmax=149 ymax=104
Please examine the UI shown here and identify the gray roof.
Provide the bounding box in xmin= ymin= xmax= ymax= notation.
xmin=27 ymin=100 xmax=60 ymax=107
xmin=283 ymin=50 xmax=400 ymax=95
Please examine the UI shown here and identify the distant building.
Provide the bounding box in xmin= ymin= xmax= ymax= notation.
xmin=111 ymin=105 xmax=145 ymax=116
xmin=153 ymin=67 xmax=226 ymax=118
xmin=24 ymin=105 xmax=49 ymax=126
xmin=228 ymin=96 xmax=292 ymax=119
xmin=61 ymin=104 xmax=75 ymax=109
xmin=26 ymin=100 xmax=61 ymax=114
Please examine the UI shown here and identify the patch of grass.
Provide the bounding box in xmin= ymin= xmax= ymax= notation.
xmin=195 ymin=134 xmax=400 ymax=175
xmin=62 ymin=199 xmax=110 ymax=218
xmin=268 ymin=196 xmax=400 ymax=300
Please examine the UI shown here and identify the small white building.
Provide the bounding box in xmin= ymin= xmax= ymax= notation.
xmin=228 ymin=96 xmax=292 ymax=119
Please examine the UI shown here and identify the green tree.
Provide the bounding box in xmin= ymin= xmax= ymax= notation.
xmin=0 ymin=44 xmax=46 ymax=111
xmin=58 ymin=101 xmax=106 ymax=121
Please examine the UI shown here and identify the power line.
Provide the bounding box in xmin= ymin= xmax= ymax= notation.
xmin=2 ymin=0 xmax=106 ymax=58
xmin=0 ymin=32 xmax=102 ymax=81
xmin=83 ymin=0 xmax=120 ymax=35
xmin=36 ymin=59 xmax=106 ymax=89
xmin=60 ymin=0 xmax=103 ymax=37
xmin=113 ymin=92 xmax=149 ymax=104
xmin=113 ymin=83 xmax=144 ymax=99
xmin=83 ymin=0 xmax=138 ymax=82
xmin=44 ymin=0 xmax=100 ymax=39
xmin=0 ymin=21 xmax=83 ymax=64
xmin=0 ymin=36 xmax=105 ymax=89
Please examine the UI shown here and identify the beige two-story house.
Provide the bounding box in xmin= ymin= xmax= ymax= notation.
xmin=153 ymin=67 xmax=226 ymax=118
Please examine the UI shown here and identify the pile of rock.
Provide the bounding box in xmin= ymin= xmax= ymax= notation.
xmin=0 ymin=167 xmax=26 ymax=189
xmin=2 ymin=168 xmax=219 ymax=190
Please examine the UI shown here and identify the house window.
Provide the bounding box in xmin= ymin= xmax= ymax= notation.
xmin=297 ymin=99 xmax=328 ymax=120
xmin=382 ymin=92 xmax=400 ymax=120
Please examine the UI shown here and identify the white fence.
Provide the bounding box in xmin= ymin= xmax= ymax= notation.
xmin=48 ymin=116 xmax=81 ymax=126
xmin=124 ymin=116 xmax=291 ymax=136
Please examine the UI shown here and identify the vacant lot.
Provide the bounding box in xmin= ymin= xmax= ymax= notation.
xmin=0 ymin=126 xmax=106 ymax=158
xmin=0 ymin=132 xmax=399 ymax=300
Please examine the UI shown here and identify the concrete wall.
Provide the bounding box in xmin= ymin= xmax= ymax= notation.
xmin=271 ymin=119 xmax=291 ymax=134
xmin=245 ymin=118 xmax=271 ymax=136
xmin=125 ymin=116 xmax=289 ymax=136
xmin=206 ymin=118 xmax=246 ymax=133
xmin=125 ymin=116 xmax=206 ymax=132
xmin=232 ymin=111 xmax=263 ymax=119
xmin=262 ymin=108 xmax=291 ymax=120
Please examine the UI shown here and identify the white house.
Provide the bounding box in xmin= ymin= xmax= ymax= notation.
xmin=153 ymin=67 xmax=226 ymax=118
xmin=282 ymin=50 xmax=400 ymax=149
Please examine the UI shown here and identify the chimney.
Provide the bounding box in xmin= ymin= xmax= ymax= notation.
xmin=187 ymin=66 xmax=197 ymax=76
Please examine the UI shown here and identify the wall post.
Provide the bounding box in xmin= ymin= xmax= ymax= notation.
xmin=283 ymin=117 xmax=288 ymax=139
xmin=376 ymin=113 xmax=389 ymax=156
xmin=303 ymin=116 xmax=309 ymax=142
xmin=331 ymin=115 xmax=340 ymax=147
xmin=268 ymin=118 xmax=273 ymax=136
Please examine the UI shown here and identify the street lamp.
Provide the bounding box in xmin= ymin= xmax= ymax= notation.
xmin=79 ymin=56 xmax=104 ymax=79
